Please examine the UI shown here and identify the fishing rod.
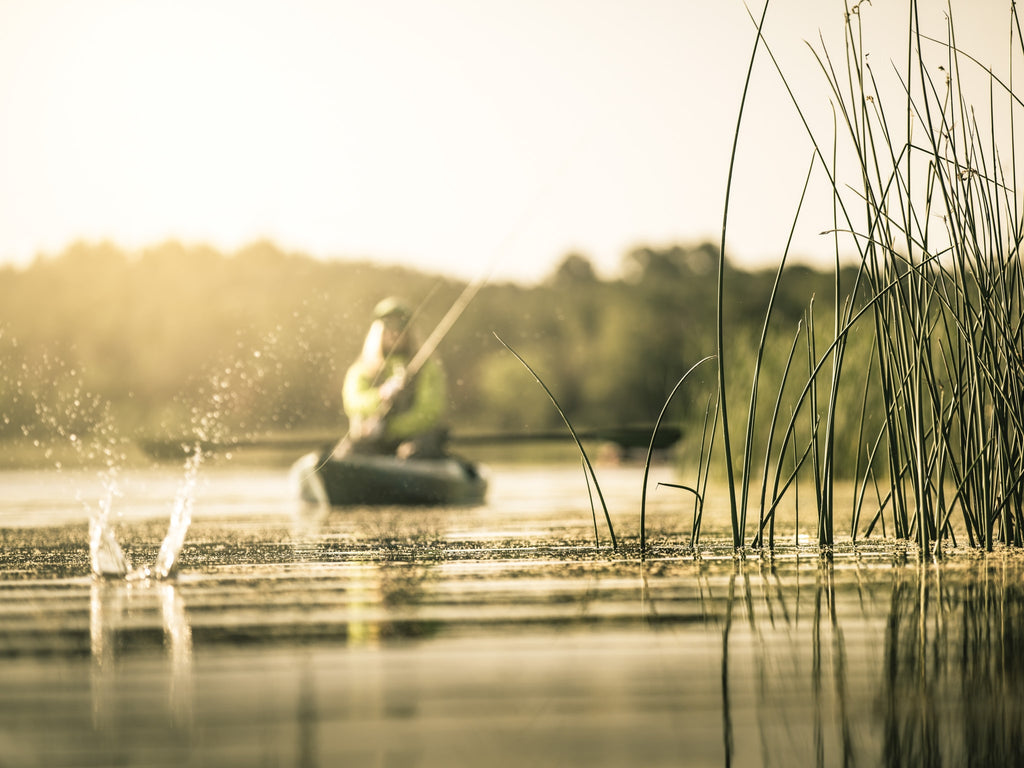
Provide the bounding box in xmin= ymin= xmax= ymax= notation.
xmin=328 ymin=268 xmax=490 ymax=458
xmin=318 ymin=135 xmax=589 ymax=464
xmin=406 ymin=270 xmax=488 ymax=378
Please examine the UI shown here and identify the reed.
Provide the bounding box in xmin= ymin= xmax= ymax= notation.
xmin=690 ymin=390 xmax=720 ymax=548
xmin=715 ymin=0 xmax=773 ymax=548
xmin=639 ymin=355 xmax=714 ymax=551
xmin=832 ymin=1 xmax=1024 ymax=551
xmin=709 ymin=0 xmax=865 ymax=551
xmin=516 ymin=1 xmax=1021 ymax=555
xmin=700 ymin=0 xmax=1024 ymax=552
xmin=494 ymin=333 xmax=617 ymax=549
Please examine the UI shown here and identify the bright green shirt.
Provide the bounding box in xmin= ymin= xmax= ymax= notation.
xmin=342 ymin=355 xmax=446 ymax=441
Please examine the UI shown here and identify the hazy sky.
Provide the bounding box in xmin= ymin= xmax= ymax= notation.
xmin=0 ymin=0 xmax=1013 ymax=282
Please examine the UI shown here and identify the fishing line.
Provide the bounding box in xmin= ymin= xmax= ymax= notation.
xmin=300 ymin=127 xmax=596 ymax=492
xmin=400 ymin=127 xmax=597 ymax=374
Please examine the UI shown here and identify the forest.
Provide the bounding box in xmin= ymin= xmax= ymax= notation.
xmin=0 ymin=238 xmax=868 ymax=469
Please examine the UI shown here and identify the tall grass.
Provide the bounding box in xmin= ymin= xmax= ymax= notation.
xmin=689 ymin=0 xmax=1024 ymax=553
xmin=827 ymin=1 xmax=1024 ymax=551
xmin=715 ymin=0 xmax=772 ymax=549
xmin=506 ymin=1 xmax=1021 ymax=556
xmin=639 ymin=355 xmax=714 ymax=551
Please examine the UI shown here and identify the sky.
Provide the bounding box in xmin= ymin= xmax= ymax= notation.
xmin=0 ymin=0 xmax=1014 ymax=283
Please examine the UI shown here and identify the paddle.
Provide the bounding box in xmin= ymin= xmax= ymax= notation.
xmin=451 ymin=426 xmax=681 ymax=450
xmin=137 ymin=425 xmax=682 ymax=460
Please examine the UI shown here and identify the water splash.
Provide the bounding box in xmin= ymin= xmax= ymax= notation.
xmin=89 ymin=467 xmax=130 ymax=578
xmin=8 ymin=352 xmax=134 ymax=578
xmin=148 ymin=444 xmax=202 ymax=580
xmin=127 ymin=348 xmax=264 ymax=581
xmin=290 ymin=449 xmax=330 ymax=506
xmin=0 ymin=343 xmax=198 ymax=581
xmin=3 ymin=330 xmax=311 ymax=582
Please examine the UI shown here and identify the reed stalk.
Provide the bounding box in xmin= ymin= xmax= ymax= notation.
xmin=716 ymin=0 xmax=773 ymax=548
xmin=691 ymin=391 xmax=720 ymax=549
xmin=741 ymin=156 xmax=816 ymax=549
xmin=494 ymin=333 xmax=617 ymax=549
xmin=716 ymin=0 xmax=1024 ymax=553
xmin=638 ymin=356 xmax=714 ymax=552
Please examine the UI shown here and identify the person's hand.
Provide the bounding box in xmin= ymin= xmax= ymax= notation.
xmin=360 ymin=416 xmax=385 ymax=440
xmin=378 ymin=371 xmax=406 ymax=404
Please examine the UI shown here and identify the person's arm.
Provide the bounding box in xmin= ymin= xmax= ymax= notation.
xmin=342 ymin=362 xmax=384 ymax=421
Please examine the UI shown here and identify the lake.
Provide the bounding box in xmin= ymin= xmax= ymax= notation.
xmin=1 ymin=458 xmax=1022 ymax=767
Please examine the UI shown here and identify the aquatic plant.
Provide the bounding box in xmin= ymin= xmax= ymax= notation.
xmin=711 ymin=0 xmax=1024 ymax=553
xmin=494 ymin=332 xmax=617 ymax=549
xmin=714 ymin=1 xmax=771 ymax=549
xmin=639 ymin=355 xmax=714 ymax=551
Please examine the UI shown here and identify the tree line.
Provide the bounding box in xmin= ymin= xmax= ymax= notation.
xmin=0 ymin=239 xmax=869 ymax=466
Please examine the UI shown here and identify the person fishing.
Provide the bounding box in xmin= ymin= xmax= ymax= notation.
xmin=336 ymin=296 xmax=448 ymax=459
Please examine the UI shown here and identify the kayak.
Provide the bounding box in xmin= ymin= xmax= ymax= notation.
xmin=291 ymin=450 xmax=488 ymax=507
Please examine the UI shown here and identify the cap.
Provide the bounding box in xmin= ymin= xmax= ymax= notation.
xmin=373 ymin=296 xmax=412 ymax=324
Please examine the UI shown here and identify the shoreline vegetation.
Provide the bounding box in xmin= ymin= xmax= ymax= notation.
xmin=1 ymin=1 xmax=1022 ymax=556
xmin=0 ymin=240 xmax=860 ymax=468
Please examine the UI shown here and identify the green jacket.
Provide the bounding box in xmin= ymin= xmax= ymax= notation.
xmin=342 ymin=355 xmax=446 ymax=441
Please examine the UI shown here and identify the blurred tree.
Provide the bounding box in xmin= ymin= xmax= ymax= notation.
xmin=547 ymin=251 xmax=599 ymax=286
xmin=0 ymin=238 xmax=879 ymax=475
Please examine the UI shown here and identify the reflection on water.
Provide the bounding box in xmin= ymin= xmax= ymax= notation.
xmin=3 ymin=540 xmax=1023 ymax=766
xmin=708 ymin=555 xmax=1024 ymax=768
xmin=881 ymin=561 xmax=1024 ymax=768
xmin=89 ymin=580 xmax=193 ymax=732
xmin=1 ymin=464 xmax=1023 ymax=766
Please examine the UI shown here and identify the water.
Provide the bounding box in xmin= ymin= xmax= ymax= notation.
xmin=1 ymin=460 xmax=1022 ymax=767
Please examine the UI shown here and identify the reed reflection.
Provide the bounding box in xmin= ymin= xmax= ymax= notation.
xmin=706 ymin=554 xmax=1024 ymax=767
xmin=718 ymin=556 xmax=858 ymax=768
xmin=882 ymin=559 xmax=1024 ymax=768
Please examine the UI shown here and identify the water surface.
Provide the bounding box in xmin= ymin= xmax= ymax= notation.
xmin=1 ymin=461 xmax=1021 ymax=767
